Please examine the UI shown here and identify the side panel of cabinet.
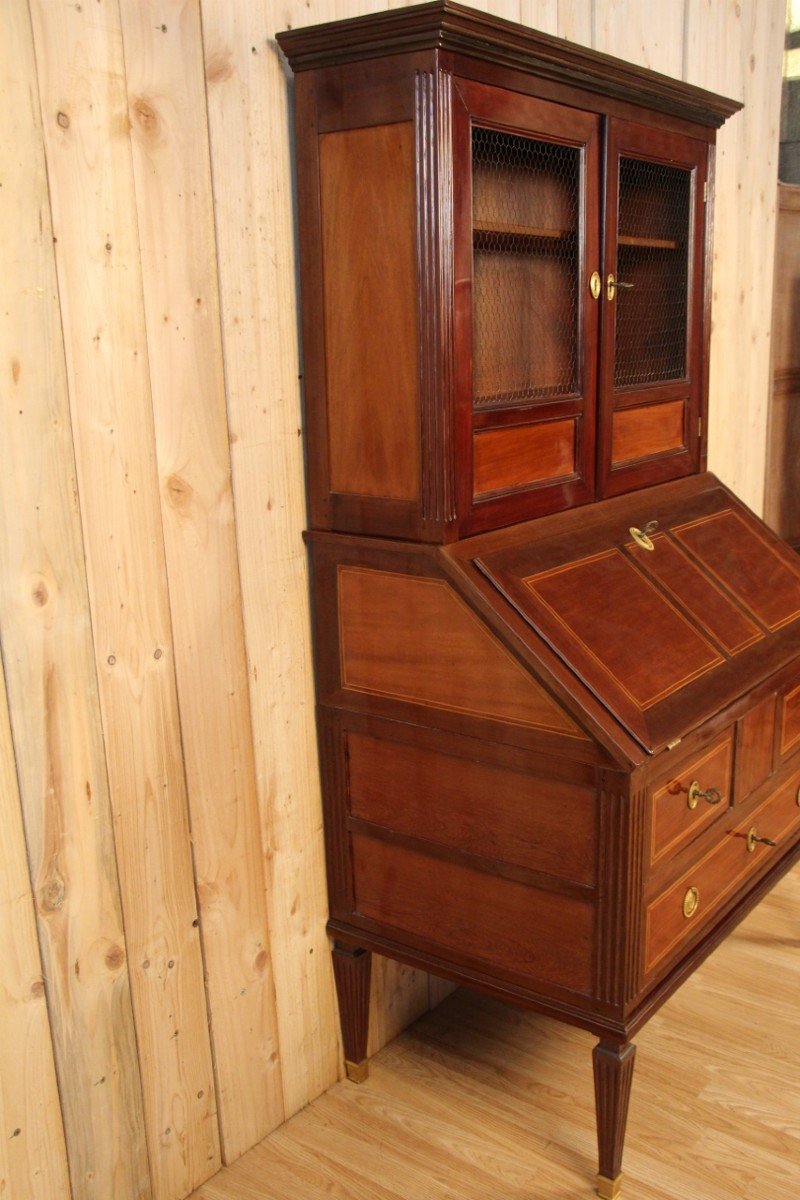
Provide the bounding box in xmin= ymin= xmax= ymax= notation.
xmin=452 ymin=77 xmax=601 ymax=535
xmin=598 ymin=119 xmax=708 ymax=497
xmin=319 ymin=122 xmax=420 ymax=503
xmin=319 ymin=708 xmax=602 ymax=1004
xmin=294 ymin=58 xmax=434 ymax=540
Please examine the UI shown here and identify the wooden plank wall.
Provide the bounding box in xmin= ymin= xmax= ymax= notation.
xmin=0 ymin=2 xmax=784 ymax=1199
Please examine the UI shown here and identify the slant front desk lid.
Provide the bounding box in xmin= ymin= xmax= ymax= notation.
xmin=446 ymin=474 xmax=800 ymax=755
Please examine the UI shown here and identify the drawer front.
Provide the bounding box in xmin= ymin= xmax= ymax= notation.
xmin=645 ymin=768 xmax=800 ymax=975
xmin=649 ymin=732 xmax=733 ymax=867
xmin=347 ymin=731 xmax=597 ymax=885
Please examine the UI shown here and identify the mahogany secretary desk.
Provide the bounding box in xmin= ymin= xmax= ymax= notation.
xmin=277 ymin=5 xmax=800 ymax=1197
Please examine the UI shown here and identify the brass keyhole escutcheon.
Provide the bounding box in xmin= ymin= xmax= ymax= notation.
xmin=630 ymin=520 xmax=659 ymax=551
xmin=746 ymin=827 xmax=777 ymax=853
xmin=687 ymin=781 xmax=723 ymax=810
xmin=683 ymin=886 xmax=700 ymax=919
xmin=590 ymin=271 xmax=601 ymax=300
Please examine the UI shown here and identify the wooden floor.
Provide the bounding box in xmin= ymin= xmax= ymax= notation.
xmin=192 ymin=866 xmax=800 ymax=1200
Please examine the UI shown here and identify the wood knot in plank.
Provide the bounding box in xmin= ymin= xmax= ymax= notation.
xmin=205 ymin=47 xmax=234 ymax=85
xmin=31 ymin=579 xmax=49 ymax=607
xmin=131 ymin=96 xmax=159 ymax=135
xmin=165 ymin=473 xmax=193 ymax=510
xmin=39 ymin=877 xmax=65 ymax=913
xmin=105 ymin=944 xmax=125 ymax=971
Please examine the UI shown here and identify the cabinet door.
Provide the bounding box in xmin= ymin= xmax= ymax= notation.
xmin=598 ymin=120 xmax=708 ymax=498
xmin=453 ymin=79 xmax=601 ymax=535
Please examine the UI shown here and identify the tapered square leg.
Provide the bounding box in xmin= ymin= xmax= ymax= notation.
xmin=332 ymin=943 xmax=372 ymax=1083
xmin=593 ymin=1039 xmax=636 ymax=1200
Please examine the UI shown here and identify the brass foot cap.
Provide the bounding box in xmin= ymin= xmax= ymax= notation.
xmin=596 ymin=1173 xmax=623 ymax=1200
xmin=345 ymin=1058 xmax=369 ymax=1084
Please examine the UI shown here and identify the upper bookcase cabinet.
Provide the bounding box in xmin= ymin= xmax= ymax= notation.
xmin=277 ymin=1 xmax=740 ymax=542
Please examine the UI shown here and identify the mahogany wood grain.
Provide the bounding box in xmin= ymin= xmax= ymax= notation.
xmin=625 ymin=532 xmax=763 ymax=657
xmin=610 ymin=400 xmax=685 ymax=466
xmin=649 ymin=733 xmax=733 ymax=867
xmin=346 ymin=731 xmax=597 ymax=885
xmin=319 ymin=123 xmax=419 ymax=501
xmin=337 ymin=565 xmax=582 ymax=735
xmin=644 ymin=768 xmax=800 ymax=975
xmin=734 ymin=694 xmax=776 ymax=803
xmin=672 ymin=509 xmax=800 ymax=632
xmin=473 ymin=419 xmax=576 ymax=496
xmin=778 ymin=681 xmax=800 ymax=758
xmin=350 ymin=833 xmax=595 ymax=994
xmin=521 ymin=550 xmax=723 ymax=709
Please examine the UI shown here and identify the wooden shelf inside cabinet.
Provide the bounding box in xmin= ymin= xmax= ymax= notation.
xmin=473 ymin=220 xmax=574 ymax=247
xmin=618 ymin=234 xmax=681 ymax=249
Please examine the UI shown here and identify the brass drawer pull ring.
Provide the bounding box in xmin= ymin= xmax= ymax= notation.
xmin=630 ymin=520 xmax=658 ymax=551
xmin=683 ymin=886 xmax=700 ymax=919
xmin=687 ymin=781 xmax=723 ymax=810
xmin=746 ymin=827 xmax=777 ymax=853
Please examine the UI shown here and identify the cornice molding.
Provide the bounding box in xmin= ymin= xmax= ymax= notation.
xmin=276 ymin=1 xmax=742 ymax=129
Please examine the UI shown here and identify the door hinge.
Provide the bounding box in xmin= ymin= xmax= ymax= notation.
xmin=698 ymin=417 xmax=703 ymax=439
xmin=703 ymin=180 xmax=708 ymax=203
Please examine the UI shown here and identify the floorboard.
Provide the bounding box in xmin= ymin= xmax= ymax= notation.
xmin=192 ymin=864 xmax=800 ymax=1200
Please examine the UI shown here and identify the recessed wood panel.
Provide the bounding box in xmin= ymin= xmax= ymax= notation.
xmin=473 ymin=419 xmax=575 ymax=497
xmin=320 ymin=123 xmax=419 ymax=501
xmin=626 ymin=533 xmax=763 ymax=656
xmin=347 ymin=732 xmax=597 ymax=884
xmin=779 ymin=682 xmax=800 ymax=757
xmin=611 ymin=400 xmax=685 ymax=466
xmin=523 ymin=550 xmax=723 ymax=711
xmin=351 ymin=833 xmax=594 ymax=993
xmin=650 ymin=734 xmax=733 ymax=866
xmin=338 ymin=566 xmax=584 ymax=736
xmin=735 ymin=695 xmax=777 ymax=801
xmin=672 ymin=510 xmax=800 ymax=632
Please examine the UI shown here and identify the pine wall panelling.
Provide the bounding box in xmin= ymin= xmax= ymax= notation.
xmin=0 ymin=2 xmax=785 ymax=1199
xmin=1 ymin=4 xmax=150 ymax=1198
xmin=28 ymin=1 xmax=220 ymax=1196
xmin=117 ymin=0 xmax=285 ymax=1162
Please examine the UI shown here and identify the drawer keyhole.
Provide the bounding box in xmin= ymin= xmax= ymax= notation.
xmin=687 ymin=780 xmax=723 ymax=810
xmin=746 ymin=827 xmax=777 ymax=853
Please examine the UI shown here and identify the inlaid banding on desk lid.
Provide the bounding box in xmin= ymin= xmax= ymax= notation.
xmin=625 ymin=532 xmax=763 ymax=656
xmin=521 ymin=548 xmax=723 ymax=710
xmin=671 ymin=509 xmax=800 ymax=632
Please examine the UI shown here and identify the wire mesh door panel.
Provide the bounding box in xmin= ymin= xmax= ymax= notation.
xmin=452 ymin=78 xmax=601 ymax=534
xmin=614 ymin=156 xmax=691 ymax=390
xmin=599 ymin=118 xmax=707 ymax=500
xmin=471 ymin=127 xmax=581 ymax=408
